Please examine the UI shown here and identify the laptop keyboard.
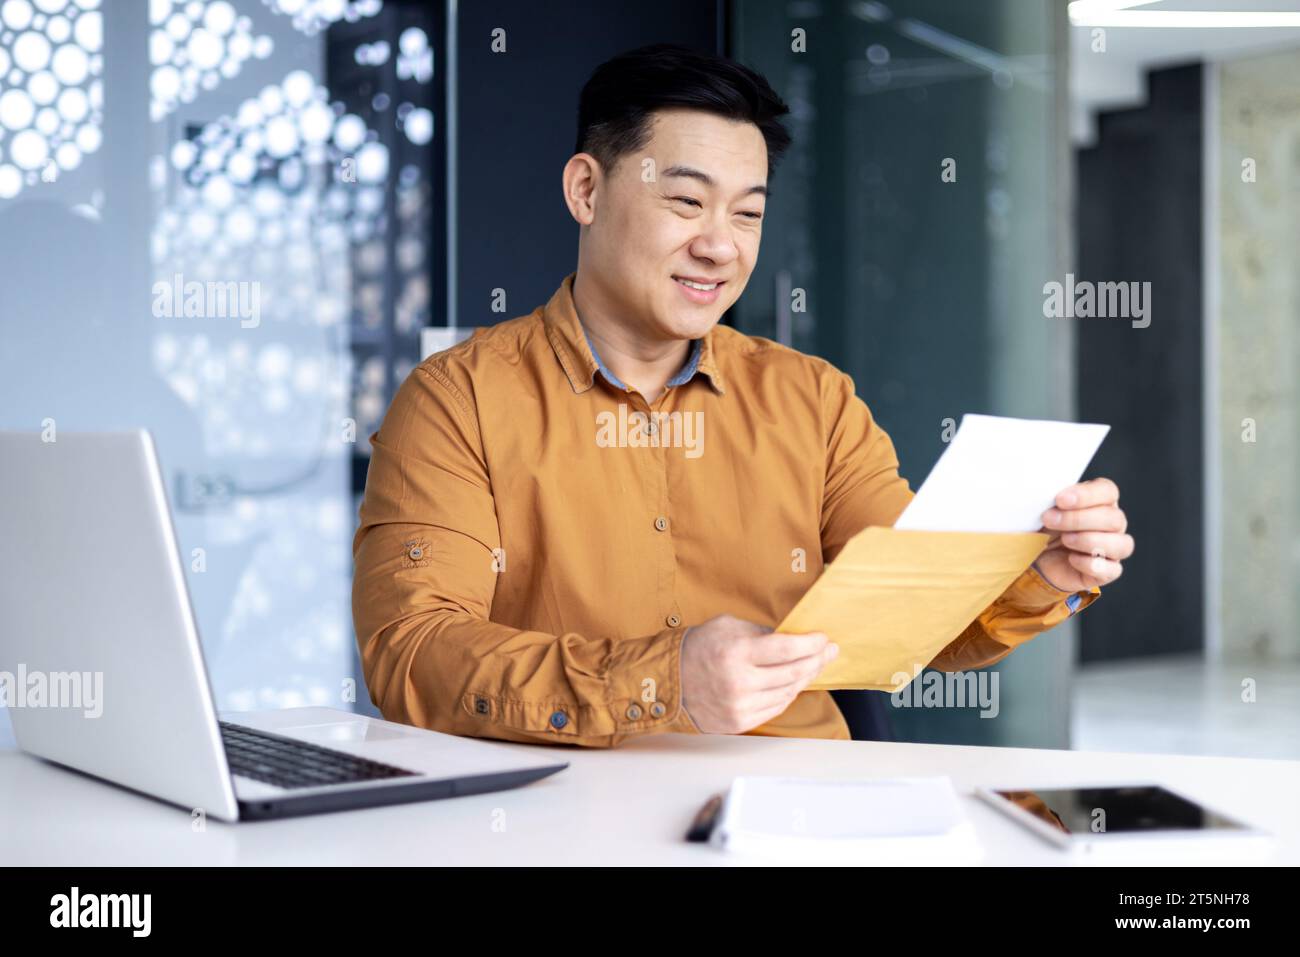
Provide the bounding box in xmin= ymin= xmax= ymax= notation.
xmin=220 ymin=721 xmax=417 ymax=790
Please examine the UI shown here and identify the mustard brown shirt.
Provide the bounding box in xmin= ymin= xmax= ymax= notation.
xmin=352 ymin=273 xmax=1098 ymax=746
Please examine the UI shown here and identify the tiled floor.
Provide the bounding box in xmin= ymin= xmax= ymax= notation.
xmin=1072 ymin=654 xmax=1300 ymax=760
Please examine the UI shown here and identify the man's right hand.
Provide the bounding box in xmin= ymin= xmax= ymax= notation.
xmin=679 ymin=614 xmax=839 ymax=734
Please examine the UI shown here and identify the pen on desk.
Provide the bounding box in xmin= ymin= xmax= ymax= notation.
xmin=685 ymin=791 xmax=725 ymax=842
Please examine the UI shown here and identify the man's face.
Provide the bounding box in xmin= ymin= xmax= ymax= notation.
xmin=581 ymin=108 xmax=769 ymax=342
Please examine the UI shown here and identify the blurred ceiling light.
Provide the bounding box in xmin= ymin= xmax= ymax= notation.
xmin=848 ymin=1 xmax=891 ymax=23
xmin=1068 ymin=0 xmax=1163 ymax=17
xmin=897 ymin=18 xmax=1008 ymax=74
xmin=1070 ymin=2 xmax=1300 ymax=27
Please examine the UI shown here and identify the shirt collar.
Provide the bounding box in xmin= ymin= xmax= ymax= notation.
xmin=583 ymin=328 xmax=702 ymax=391
xmin=543 ymin=272 xmax=727 ymax=396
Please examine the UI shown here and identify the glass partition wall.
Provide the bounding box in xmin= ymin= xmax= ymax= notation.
xmin=0 ymin=0 xmax=441 ymax=742
xmin=731 ymin=0 xmax=1074 ymax=746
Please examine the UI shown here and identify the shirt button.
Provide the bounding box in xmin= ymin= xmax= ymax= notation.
xmin=645 ymin=419 xmax=658 ymax=435
xmin=474 ymin=696 xmax=490 ymax=715
xmin=549 ymin=710 xmax=568 ymax=730
xmin=626 ymin=703 xmax=643 ymax=721
xmin=654 ymin=516 xmax=668 ymax=532
xmin=408 ymin=545 xmax=424 ymax=561
xmin=650 ymin=701 xmax=666 ymax=718
xmin=666 ymin=614 xmax=681 ymax=627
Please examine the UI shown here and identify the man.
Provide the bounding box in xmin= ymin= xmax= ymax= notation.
xmin=352 ymin=44 xmax=1133 ymax=746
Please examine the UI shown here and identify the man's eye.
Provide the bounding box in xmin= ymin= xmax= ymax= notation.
xmin=673 ymin=196 xmax=703 ymax=208
xmin=738 ymin=211 xmax=763 ymax=220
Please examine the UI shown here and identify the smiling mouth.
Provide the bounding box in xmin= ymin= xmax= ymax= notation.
xmin=673 ymin=276 xmax=724 ymax=291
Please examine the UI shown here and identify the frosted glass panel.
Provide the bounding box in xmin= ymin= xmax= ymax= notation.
xmin=0 ymin=0 xmax=438 ymax=743
xmin=731 ymin=0 xmax=1072 ymax=747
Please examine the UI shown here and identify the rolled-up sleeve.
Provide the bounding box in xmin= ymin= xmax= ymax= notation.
xmin=817 ymin=369 xmax=1097 ymax=674
xmin=351 ymin=362 xmax=697 ymax=747
xmin=929 ymin=564 xmax=1100 ymax=671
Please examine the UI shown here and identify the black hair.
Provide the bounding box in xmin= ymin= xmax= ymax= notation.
xmin=575 ymin=43 xmax=792 ymax=179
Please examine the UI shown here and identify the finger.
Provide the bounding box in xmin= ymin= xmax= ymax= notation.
xmin=1042 ymin=503 xmax=1127 ymax=534
xmin=753 ymin=643 xmax=839 ymax=691
xmin=1054 ymin=477 xmax=1119 ymax=510
xmin=746 ymin=630 xmax=830 ymax=665
xmin=1059 ymin=531 xmax=1134 ymax=562
xmin=1067 ymin=550 xmax=1123 ymax=584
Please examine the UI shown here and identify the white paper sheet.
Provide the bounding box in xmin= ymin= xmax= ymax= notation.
xmin=710 ymin=775 xmax=980 ymax=863
xmin=894 ymin=414 xmax=1110 ymax=534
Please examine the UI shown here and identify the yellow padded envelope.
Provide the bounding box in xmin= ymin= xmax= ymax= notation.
xmin=777 ymin=527 xmax=1049 ymax=692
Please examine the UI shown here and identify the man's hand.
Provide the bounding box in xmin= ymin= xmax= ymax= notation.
xmin=680 ymin=614 xmax=839 ymax=734
xmin=1034 ymin=477 xmax=1134 ymax=593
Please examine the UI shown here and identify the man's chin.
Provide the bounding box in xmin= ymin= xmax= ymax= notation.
xmin=657 ymin=299 xmax=730 ymax=339
xmin=661 ymin=313 xmax=722 ymax=341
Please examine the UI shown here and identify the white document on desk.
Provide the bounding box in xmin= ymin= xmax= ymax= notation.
xmin=710 ymin=775 xmax=981 ymax=863
xmin=894 ymin=414 xmax=1110 ymax=534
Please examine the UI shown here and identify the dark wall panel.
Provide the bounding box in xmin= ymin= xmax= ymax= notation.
xmin=1076 ymin=63 xmax=1203 ymax=662
xmin=456 ymin=0 xmax=720 ymax=325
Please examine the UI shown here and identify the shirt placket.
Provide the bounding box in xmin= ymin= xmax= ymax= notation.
xmin=637 ymin=389 xmax=681 ymax=635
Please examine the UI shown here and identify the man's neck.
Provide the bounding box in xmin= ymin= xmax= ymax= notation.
xmin=572 ymin=271 xmax=692 ymax=405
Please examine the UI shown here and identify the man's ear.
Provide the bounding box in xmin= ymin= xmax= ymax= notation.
xmin=562 ymin=153 xmax=600 ymax=226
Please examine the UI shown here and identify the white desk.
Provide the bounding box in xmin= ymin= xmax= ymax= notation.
xmin=1 ymin=734 xmax=1295 ymax=865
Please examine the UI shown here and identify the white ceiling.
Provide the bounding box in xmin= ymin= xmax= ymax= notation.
xmin=1071 ymin=0 xmax=1300 ymax=144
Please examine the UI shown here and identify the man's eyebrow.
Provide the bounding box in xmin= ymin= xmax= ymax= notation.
xmin=660 ymin=164 xmax=769 ymax=198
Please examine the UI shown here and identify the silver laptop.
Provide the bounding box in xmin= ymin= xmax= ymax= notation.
xmin=0 ymin=430 xmax=566 ymax=822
